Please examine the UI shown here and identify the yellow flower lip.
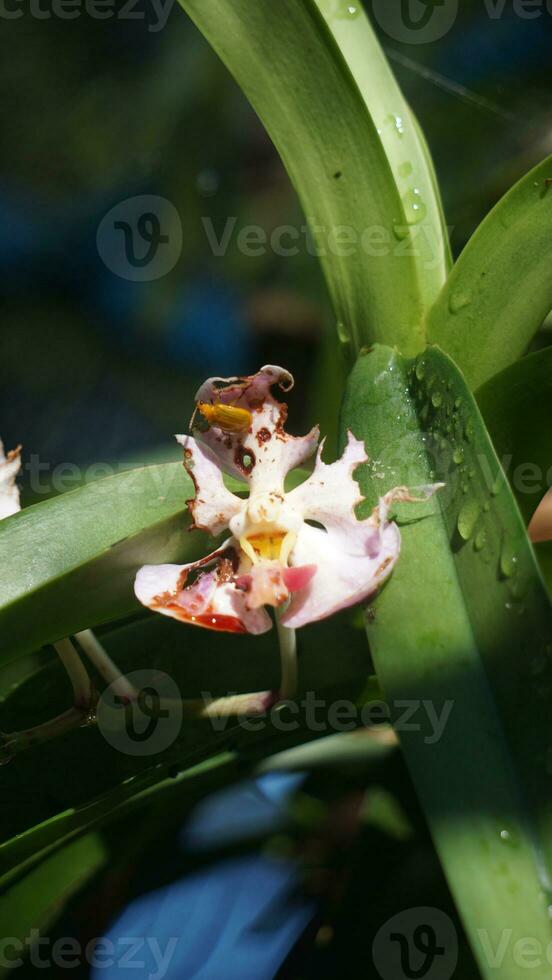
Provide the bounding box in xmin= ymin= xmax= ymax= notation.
xmin=240 ymin=530 xmax=296 ymax=566
xmin=246 ymin=531 xmax=286 ymax=561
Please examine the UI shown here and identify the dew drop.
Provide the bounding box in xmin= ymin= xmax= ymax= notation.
xmin=431 ymin=391 xmax=443 ymax=408
xmin=454 ymin=397 xmax=462 ymax=410
xmin=499 ymin=827 xmax=519 ymax=848
xmin=415 ymin=359 xmax=426 ymax=381
xmin=393 ymin=222 xmax=410 ymax=241
xmin=449 ymin=289 xmax=472 ymax=314
xmin=398 ymin=161 xmax=413 ymax=178
xmin=385 ymin=113 xmax=405 ymax=137
xmin=490 ymin=473 xmax=502 ymax=497
xmin=453 ymin=447 xmax=464 ymax=465
xmin=402 ymin=187 xmax=427 ymax=225
xmin=457 ymin=499 xmax=481 ymax=541
xmin=337 ymin=320 xmax=350 ymax=345
xmin=500 ymin=540 xmax=517 ymax=579
xmin=474 ymin=528 xmax=487 ymax=552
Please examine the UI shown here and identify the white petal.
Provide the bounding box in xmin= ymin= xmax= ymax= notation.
xmin=282 ymin=481 xmax=444 ymax=628
xmin=0 ymin=441 xmax=21 ymax=520
xmin=281 ymin=519 xmax=401 ymax=629
xmin=176 ymin=434 xmax=242 ymax=536
xmin=193 ymin=365 xmax=319 ymax=493
xmin=286 ymin=431 xmax=368 ymax=551
xmin=134 ymin=544 xmax=272 ymax=636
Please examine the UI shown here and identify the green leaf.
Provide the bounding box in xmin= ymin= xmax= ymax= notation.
xmin=0 ymin=833 xmax=106 ymax=972
xmin=0 ymin=463 xmax=216 ymax=665
xmin=340 ymin=345 xmax=552 ymax=979
xmin=535 ymin=542 xmax=552 ymax=595
xmin=476 ymin=347 xmax=552 ymax=524
xmin=177 ymin=0 xmax=449 ymax=354
xmin=428 ymin=156 xmax=552 ymax=389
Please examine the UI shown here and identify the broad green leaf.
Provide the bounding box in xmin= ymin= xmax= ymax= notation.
xmin=0 ymin=463 xmax=218 ymax=665
xmin=340 ymin=345 xmax=552 ymax=979
xmin=476 ymin=347 xmax=552 ymax=524
xmin=0 ymin=833 xmax=106 ymax=974
xmin=177 ymin=0 xmax=449 ymax=354
xmin=428 ymin=156 xmax=552 ymax=389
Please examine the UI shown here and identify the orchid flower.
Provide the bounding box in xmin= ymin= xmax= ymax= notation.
xmin=135 ymin=366 xmax=441 ymax=691
xmin=0 ymin=440 xmax=21 ymax=520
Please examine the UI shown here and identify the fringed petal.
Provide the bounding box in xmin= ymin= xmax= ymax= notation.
xmin=286 ymin=431 xmax=368 ymax=551
xmin=176 ymin=434 xmax=242 ymax=535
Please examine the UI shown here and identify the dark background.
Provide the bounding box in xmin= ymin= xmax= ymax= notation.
xmin=1 ymin=0 xmax=551 ymax=478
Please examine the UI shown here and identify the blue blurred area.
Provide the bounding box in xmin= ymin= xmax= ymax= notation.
xmin=92 ymin=773 xmax=316 ymax=980
xmin=1 ymin=2 xmax=551 ymax=462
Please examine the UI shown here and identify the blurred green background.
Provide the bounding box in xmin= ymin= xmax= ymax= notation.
xmin=1 ymin=0 xmax=551 ymax=479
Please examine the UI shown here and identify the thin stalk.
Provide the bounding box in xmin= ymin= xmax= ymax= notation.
xmin=275 ymin=608 xmax=297 ymax=701
xmin=53 ymin=638 xmax=92 ymax=709
xmin=75 ymin=629 xmax=136 ymax=702
xmin=1 ymin=707 xmax=93 ymax=764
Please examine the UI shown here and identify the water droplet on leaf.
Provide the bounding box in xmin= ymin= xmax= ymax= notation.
xmin=457 ymin=499 xmax=480 ymax=541
xmin=449 ymin=289 xmax=472 ymax=314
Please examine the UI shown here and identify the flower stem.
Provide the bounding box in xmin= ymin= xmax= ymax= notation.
xmin=275 ymin=608 xmax=297 ymax=701
xmin=53 ymin=637 xmax=93 ymax=708
xmin=75 ymin=629 xmax=136 ymax=702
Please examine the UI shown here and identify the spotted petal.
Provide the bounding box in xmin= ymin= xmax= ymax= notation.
xmin=176 ymin=434 xmax=242 ymax=536
xmin=194 ymin=365 xmax=319 ymax=493
xmin=134 ymin=544 xmax=272 ymax=635
xmin=0 ymin=441 xmax=21 ymax=520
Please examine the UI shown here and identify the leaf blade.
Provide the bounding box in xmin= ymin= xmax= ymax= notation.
xmin=341 ymin=344 xmax=552 ymax=979
xmin=428 ymin=156 xmax=552 ymax=388
xmin=177 ymin=0 xmax=449 ymax=354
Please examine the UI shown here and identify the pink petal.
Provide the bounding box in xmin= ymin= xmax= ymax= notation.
xmin=192 ymin=365 xmax=319 ymax=493
xmin=176 ymin=434 xmax=241 ymax=535
xmin=134 ymin=544 xmax=272 ymax=635
xmin=282 ymin=564 xmax=317 ymax=592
